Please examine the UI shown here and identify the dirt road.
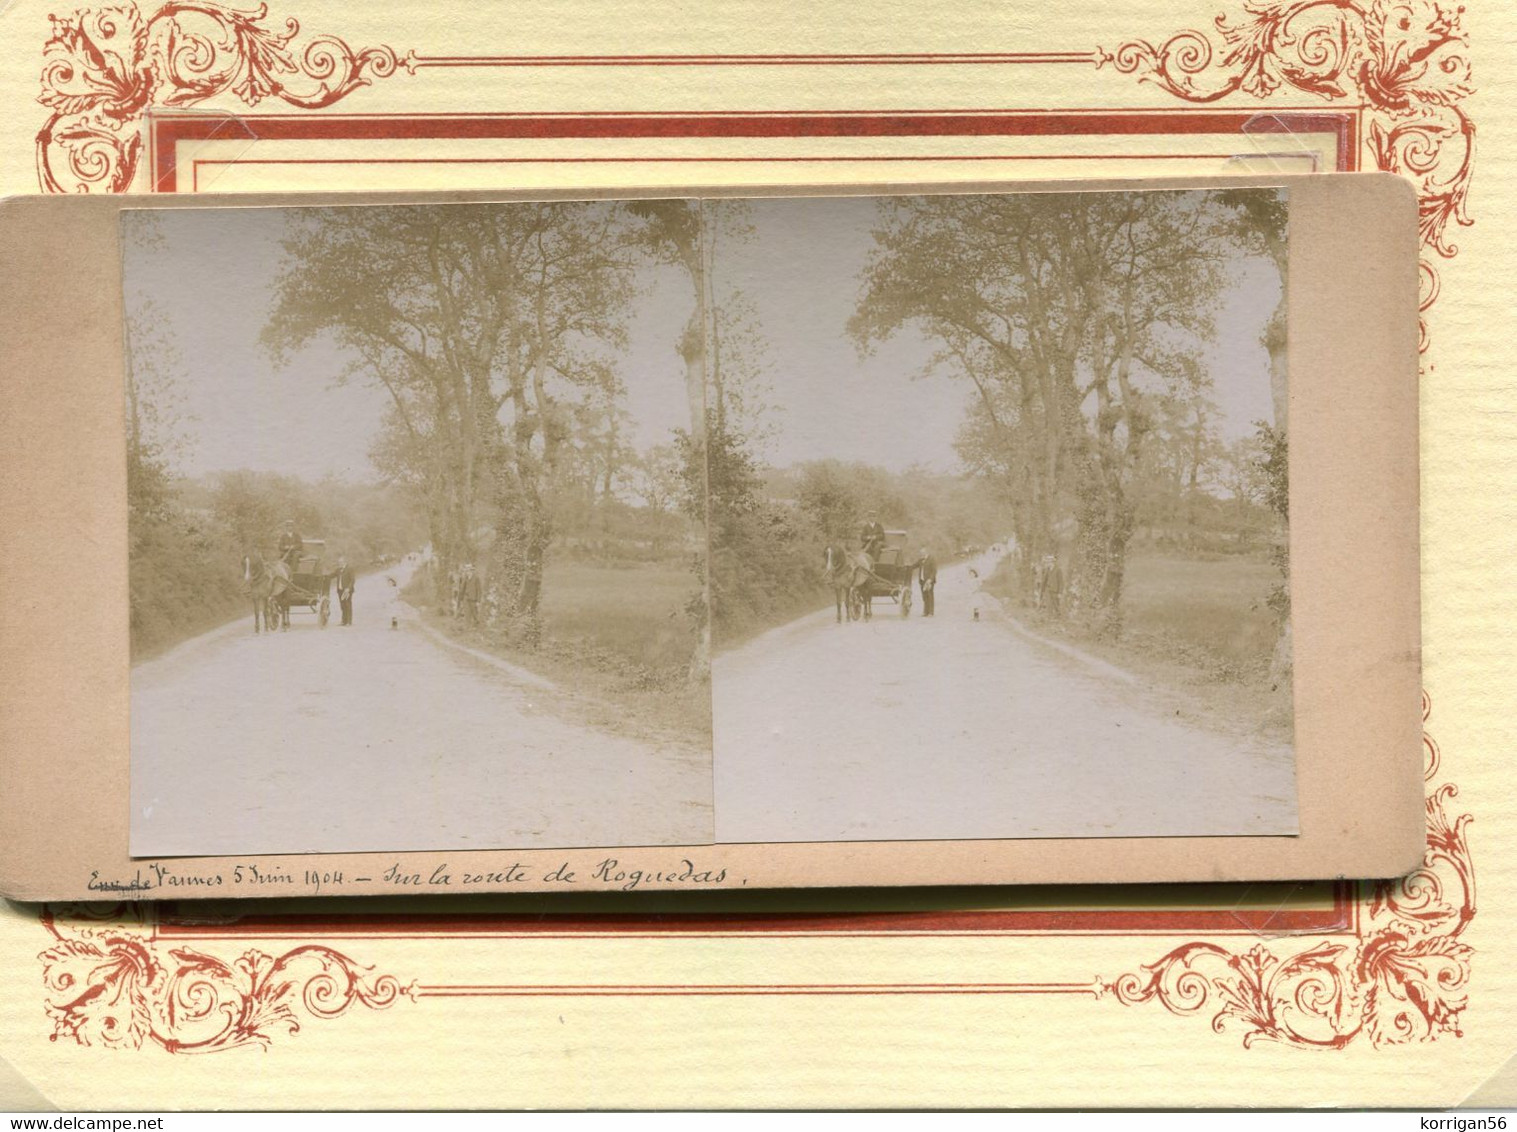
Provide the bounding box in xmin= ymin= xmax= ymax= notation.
xmin=131 ymin=561 xmax=712 ymax=856
xmin=712 ymin=551 xmax=1297 ymax=842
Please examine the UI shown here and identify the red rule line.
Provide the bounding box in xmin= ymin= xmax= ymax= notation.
xmin=149 ymin=106 xmax=1359 ymax=119
xmin=190 ymin=153 xmax=1264 ymax=171
xmin=151 ymin=109 xmax=1355 ymax=191
xmin=408 ymin=982 xmax=1109 ymax=998
xmin=402 ymin=51 xmax=1107 ymax=68
xmin=190 ymin=152 xmax=1322 ymax=191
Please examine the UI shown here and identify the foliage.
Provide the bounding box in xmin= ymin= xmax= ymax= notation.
xmin=129 ymin=502 xmax=243 ymax=661
xmin=985 ymin=549 xmax=1283 ymax=687
xmin=1253 ymin=421 xmax=1291 ymax=619
xmin=263 ymin=202 xmax=639 ymax=645
xmin=702 ymin=453 xmax=1009 ymax=646
xmin=851 ymin=189 xmax=1288 ymax=638
xmin=130 ymin=473 xmax=428 ymax=660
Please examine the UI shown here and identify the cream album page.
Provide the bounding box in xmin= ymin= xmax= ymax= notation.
xmin=0 ymin=0 xmax=1511 ymax=1111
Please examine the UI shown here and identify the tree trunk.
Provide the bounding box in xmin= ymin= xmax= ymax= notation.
xmin=517 ymin=495 xmax=551 ymax=646
xmin=680 ymin=207 xmax=712 ymax=683
xmin=1264 ymin=265 xmax=1290 ymax=697
xmin=1265 ymin=306 xmax=1288 ymax=434
xmin=1096 ymin=480 xmax=1134 ymax=635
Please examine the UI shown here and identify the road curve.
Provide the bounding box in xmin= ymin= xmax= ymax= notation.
xmin=130 ymin=560 xmax=712 ymax=856
xmin=712 ymin=551 xmax=1297 ymax=843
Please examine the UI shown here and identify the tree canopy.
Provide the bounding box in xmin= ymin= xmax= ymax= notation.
xmin=263 ymin=202 xmax=639 ymax=640
xmin=851 ymin=189 xmax=1286 ymax=635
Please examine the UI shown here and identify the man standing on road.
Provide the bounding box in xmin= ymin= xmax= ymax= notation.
xmin=461 ymin=563 xmax=482 ymax=626
xmin=335 ymin=555 xmax=356 ymax=627
xmin=918 ymin=546 xmax=938 ymax=617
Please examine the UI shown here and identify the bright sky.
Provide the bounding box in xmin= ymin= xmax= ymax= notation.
xmin=721 ymin=194 xmax=1282 ymax=472
xmin=122 ymin=193 xmax=1281 ymax=482
xmin=121 ymin=206 xmax=695 ymax=482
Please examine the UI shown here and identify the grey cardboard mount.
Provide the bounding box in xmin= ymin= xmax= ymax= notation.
xmin=0 ymin=174 xmax=1424 ymax=901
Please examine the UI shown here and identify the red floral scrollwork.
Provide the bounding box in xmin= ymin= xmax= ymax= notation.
xmin=1102 ymin=3 xmax=1476 ymax=1047
xmin=39 ymin=906 xmax=410 ymax=1052
xmin=1101 ymin=0 xmax=1474 ymax=351
xmin=1109 ymin=697 xmax=1474 ymax=1049
xmin=1109 ymin=940 xmax=1359 ymax=1049
xmin=37 ymin=2 xmax=403 ymax=193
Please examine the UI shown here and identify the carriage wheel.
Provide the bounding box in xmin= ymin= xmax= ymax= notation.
xmin=319 ymin=596 xmax=330 ymax=628
xmin=902 ymin=587 xmax=912 ymax=617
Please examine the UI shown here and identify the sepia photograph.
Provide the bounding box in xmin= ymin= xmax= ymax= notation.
xmin=706 ymin=189 xmax=1298 ymax=842
xmin=122 ymin=187 xmax=1300 ymax=859
xmin=125 ymin=201 xmax=716 ymax=856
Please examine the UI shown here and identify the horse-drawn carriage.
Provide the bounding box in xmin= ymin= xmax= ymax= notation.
xmin=244 ymin=538 xmax=333 ymax=632
xmin=278 ymin=539 xmax=334 ymax=628
xmin=854 ymin=530 xmax=916 ymax=619
xmin=827 ymin=530 xmax=916 ymax=621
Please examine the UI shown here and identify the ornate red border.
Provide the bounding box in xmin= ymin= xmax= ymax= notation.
xmin=33 ymin=0 xmax=1474 ymax=1055
xmin=36 ymin=2 xmax=400 ymax=193
xmin=1108 ymin=0 xmax=1473 ymax=352
xmin=143 ymin=107 xmax=1352 ymax=195
xmin=1107 ymin=695 xmax=1473 ymax=1049
xmin=39 ymin=905 xmax=409 ymax=1052
xmin=36 ymin=0 xmax=1469 ymax=344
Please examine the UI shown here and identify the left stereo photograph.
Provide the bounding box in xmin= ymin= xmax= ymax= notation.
xmin=122 ymin=201 xmax=717 ymax=856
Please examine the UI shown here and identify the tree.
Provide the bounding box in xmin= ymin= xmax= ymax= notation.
xmin=122 ymin=216 xmax=206 ymax=653
xmin=576 ymin=375 xmax=635 ymax=521
xmin=1068 ymin=194 xmax=1228 ymax=623
xmin=853 ymin=190 xmax=1247 ymax=634
xmin=263 ymin=202 xmax=637 ymax=644
xmin=1217 ymin=192 xmax=1292 ymax=680
xmin=629 ymin=442 xmax=680 ymax=512
xmin=1218 ymin=188 xmax=1289 ymax=430
xmin=122 ymin=292 xmax=183 ymax=534
xmin=626 ymin=199 xmax=763 ymax=672
xmin=795 ymin=461 xmax=861 ymax=543
xmin=851 ymin=193 xmax=1093 ymax=595
xmin=624 ymin=199 xmax=762 ymax=432
xmin=209 ymin=471 xmax=281 ymax=552
xmin=625 ymin=200 xmax=711 ymax=440
xmin=625 ymin=199 xmax=713 ymax=674
xmin=795 ymin=460 xmax=907 ymax=544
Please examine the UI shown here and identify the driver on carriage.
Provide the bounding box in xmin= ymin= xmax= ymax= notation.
xmin=859 ymin=511 xmax=885 ymax=563
xmin=277 ymin=519 xmax=304 ymax=571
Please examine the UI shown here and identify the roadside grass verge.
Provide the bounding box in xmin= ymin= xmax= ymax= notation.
xmin=542 ymin=560 xmax=698 ymax=676
xmin=405 ymin=555 xmax=711 ymax=747
xmin=985 ymin=550 xmax=1291 ymax=742
xmin=1119 ymin=555 xmax=1282 ymax=685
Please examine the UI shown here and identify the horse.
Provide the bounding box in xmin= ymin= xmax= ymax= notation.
xmin=853 ymin=549 xmax=877 ymax=621
xmin=243 ymin=552 xmax=291 ymax=633
xmin=824 ymin=545 xmax=876 ymax=622
xmin=823 ymin=545 xmax=851 ymax=623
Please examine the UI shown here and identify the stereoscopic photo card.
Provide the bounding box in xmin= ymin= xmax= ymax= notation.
xmin=0 ymin=174 xmax=1421 ymax=900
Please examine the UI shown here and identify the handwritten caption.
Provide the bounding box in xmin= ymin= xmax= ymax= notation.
xmin=87 ymin=857 xmax=737 ymax=896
